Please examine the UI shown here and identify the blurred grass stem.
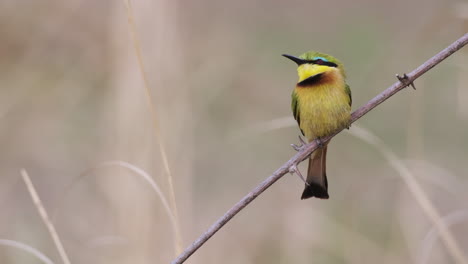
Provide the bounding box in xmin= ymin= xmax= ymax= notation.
xmin=171 ymin=33 xmax=468 ymax=264
xmin=123 ymin=0 xmax=182 ymax=254
xmin=20 ymin=169 xmax=71 ymax=264
xmin=0 ymin=239 xmax=55 ymax=264
xmin=81 ymin=161 xmax=178 ymax=235
xmin=348 ymin=125 xmax=468 ymax=264
xmin=419 ymin=210 xmax=468 ymax=264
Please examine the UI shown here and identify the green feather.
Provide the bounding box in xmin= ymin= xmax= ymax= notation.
xmin=345 ymin=84 xmax=352 ymax=107
xmin=291 ymin=91 xmax=304 ymax=135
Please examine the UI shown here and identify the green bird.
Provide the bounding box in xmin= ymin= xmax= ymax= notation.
xmin=283 ymin=51 xmax=352 ymax=199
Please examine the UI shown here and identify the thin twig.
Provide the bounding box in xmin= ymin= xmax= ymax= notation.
xmin=20 ymin=169 xmax=71 ymax=264
xmin=171 ymin=33 xmax=468 ymax=264
xmin=123 ymin=0 xmax=182 ymax=254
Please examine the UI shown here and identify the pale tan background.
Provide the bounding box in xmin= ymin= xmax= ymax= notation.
xmin=1 ymin=0 xmax=468 ymax=263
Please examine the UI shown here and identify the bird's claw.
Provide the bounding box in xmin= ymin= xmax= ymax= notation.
xmin=291 ymin=144 xmax=301 ymax=151
xmin=291 ymin=135 xmax=307 ymax=152
xmin=289 ymin=164 xmax=309 ymax=186
xmin=396 ymin=73 xmax=416 ymax=90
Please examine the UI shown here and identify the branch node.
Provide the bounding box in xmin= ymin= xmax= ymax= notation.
xmin=289 ymin=164 xmax=309 ymax=186
xmin=315 ymin=137 xmax=325 ymax=148
xmin=396 ymin=73 xmax=416 ymax=90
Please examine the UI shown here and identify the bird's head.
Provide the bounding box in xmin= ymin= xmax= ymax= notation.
xmin=282 ymin=51 xmax=346 ymax=85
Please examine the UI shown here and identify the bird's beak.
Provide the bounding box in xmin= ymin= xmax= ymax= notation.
xmin=282 ymin=54 xmax=306 ymax=65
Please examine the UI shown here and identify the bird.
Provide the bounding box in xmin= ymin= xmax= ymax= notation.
xmin=283 ymin=51 xmax=352 ymax=199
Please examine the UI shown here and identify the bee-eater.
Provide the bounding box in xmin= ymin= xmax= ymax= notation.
xmin=283 ymin=51 xmax=351 ymax=199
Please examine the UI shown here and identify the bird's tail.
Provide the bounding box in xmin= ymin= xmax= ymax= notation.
xmin=301 ymin=144 xmax=329 ymax=199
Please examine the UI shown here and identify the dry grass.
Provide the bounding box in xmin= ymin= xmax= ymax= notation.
xmin=0 ymin=239 xmax=54 ymax=264
xmin=20 ymin=169 xmax=71 ymax=264
xmin=1 ymin=0 xmax=467 ymax=263
xmin=123 ymin=0 xmax=182 ymax=255
xmin=347 ymin=125 xmax=467 ymax=264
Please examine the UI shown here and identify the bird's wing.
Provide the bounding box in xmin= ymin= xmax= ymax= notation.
xmin=345 ymin=84 xmax=352 ymax=107
xmin=291 ymin=90 xmax=304 ymax=135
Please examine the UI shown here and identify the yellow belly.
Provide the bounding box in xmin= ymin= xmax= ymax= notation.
xmin=295 ymin=83 xmax=351 ymax=141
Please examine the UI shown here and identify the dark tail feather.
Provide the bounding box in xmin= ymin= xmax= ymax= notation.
xmin=301 ymin=145 xmax=329 ymax=199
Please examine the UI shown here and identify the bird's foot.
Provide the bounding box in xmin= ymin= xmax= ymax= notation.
xmin=289 ymin=164 xmax=309 ymax=186
xmin=396 ymin=73 xmax=416 ymax=90
xmin=291 ymin=135 xmax=307 ymax=152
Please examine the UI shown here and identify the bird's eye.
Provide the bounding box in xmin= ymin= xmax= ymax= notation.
xmin=314 ymin=59 xmax=324 ymax=65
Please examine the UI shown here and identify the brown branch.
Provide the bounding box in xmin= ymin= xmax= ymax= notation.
xmin=171 ymin=33 xmax=468 ymax=264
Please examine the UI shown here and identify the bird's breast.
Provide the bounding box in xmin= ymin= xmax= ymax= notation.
xmin=295 ymin=79 xmax=351 ymax=141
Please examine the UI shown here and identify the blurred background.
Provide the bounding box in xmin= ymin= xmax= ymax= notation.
xmin=1 ymin=0 xmax=467 ymax=263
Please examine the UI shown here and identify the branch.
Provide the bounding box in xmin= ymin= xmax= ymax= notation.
xmin=171 ymin=33 xmax=468 ymax=264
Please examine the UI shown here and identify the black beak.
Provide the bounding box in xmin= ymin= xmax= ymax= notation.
xmin=282 ymin=54 xmax=306 ymax=65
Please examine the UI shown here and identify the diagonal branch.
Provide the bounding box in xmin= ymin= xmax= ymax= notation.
xmin=171 ymin=33 xmax=468 ymax=264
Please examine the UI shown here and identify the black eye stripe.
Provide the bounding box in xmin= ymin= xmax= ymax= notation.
xmin=307 ymin=59 xmax=338 ymax=67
